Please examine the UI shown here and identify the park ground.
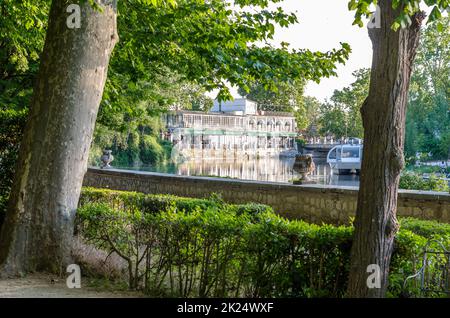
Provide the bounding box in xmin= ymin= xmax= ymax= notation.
xmin=0 ymin=273 xmax=144 ymax=298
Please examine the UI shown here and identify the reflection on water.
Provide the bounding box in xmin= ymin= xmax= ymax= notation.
xmin=118 ymin=157 xmax=360 ymax=187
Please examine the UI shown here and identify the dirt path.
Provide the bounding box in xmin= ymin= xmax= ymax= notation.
xmin=0 ymin=273 xmax=143 ymax=298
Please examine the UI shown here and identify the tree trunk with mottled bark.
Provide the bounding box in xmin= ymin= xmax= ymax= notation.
xmin=0 ymin=0 xmax=117 ymax=276
xmin=346 ymin=0 xmax=425 ymax=297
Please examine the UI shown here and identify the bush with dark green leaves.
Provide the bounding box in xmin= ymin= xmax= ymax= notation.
xmin=405 ymin=165 xmax=450 ymax=175
xmin=400 ymin=217 xmax=450 ymax=239
xmin=399 ymin=172 xmax=449 ymax=192
xmin=77 ymin=188 xmax=450 ymax=298
xmin=89 ymin=129 xmax=173 ymax=168
xmin=79 ymin=187 xmax=233 ymax=215
xmin=77 ymin=202 xmax=353 ymax=297
xmin=139 ymin=136 xmax=172 ymax=165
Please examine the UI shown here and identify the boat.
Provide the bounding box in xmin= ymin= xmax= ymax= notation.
xmin=326 ymin=143 xmax=363 ymax=174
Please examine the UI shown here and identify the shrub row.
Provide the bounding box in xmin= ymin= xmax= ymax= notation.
xmin=77 ymin=202 xmax=354 ymax=297
xmin=405 ymin=164 xmax=450 ymax=175
xmin=77 ymin=188 xmax=450 ymax=298
xmin=79 ymin=187 xmax=273 ymax=220
xmin=399 ymin=172 xmax=449 ymax=192
xmin=400 ymin=217 xmax=450 ymax=239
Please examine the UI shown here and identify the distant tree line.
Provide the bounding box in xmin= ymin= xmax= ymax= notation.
xmin=297 ymin=18 xmax=449 ymax=161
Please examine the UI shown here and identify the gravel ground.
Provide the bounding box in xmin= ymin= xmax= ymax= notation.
xmin=0 ymin=273 xmax=143 ymax=298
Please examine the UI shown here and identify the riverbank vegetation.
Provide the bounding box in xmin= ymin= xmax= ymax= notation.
xmin=308 ymin=17 xmax=449 ymax=162
xmin=1 ymin=8 xmax=447 ymax=189
xmin=399 ymin=173 xmax=449 ymax=192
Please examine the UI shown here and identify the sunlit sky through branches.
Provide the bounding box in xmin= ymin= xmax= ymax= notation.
xmin=211 ymin=0 xmax=434 ymax=102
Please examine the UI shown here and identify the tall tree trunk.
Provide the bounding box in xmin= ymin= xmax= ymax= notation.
xmin=0 ymin=0 xmax=117 ymax=276
xmin=347 ymin=1 xmax=425 ymax=297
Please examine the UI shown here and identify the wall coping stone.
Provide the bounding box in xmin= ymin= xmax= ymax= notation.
xmin=86 ymin=167 xmax=450 ymax=203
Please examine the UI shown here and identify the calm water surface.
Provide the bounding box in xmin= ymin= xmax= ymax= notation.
xmin=117 ymin=157 xmax=360 ymax=187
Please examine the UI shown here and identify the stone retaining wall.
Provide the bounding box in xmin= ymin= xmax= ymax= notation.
xmin=83 ymin=168 xmax=450 ymax=224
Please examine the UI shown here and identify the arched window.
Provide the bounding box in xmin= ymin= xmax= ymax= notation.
xmin=276 ymin=121 xmax=282 ymax=131
xmin=249 ymin=119 xmax=256 ymax=130
xmin=285 ymin=121 xmax=291 ymax=131
xmin=257 ymin=120 xmax=264 ymax=130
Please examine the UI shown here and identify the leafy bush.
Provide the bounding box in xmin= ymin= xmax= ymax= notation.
xmin=77 ymin=188 xmax=450 ymax=298
xmin=89 ymin=129 xmax=172 ymax=168
xmin=232 ymin=202 xmax=274 ymax=221
xmin=387 ymin=229 xmax=427 ymax=297
xmin=399 ymin=172 xmax=449 ymax=192
xmin=139 ymin=135 xmax=171 ymax=165
xmin=295 ymin=137 xmax=306 ymax=148
xmin=80 ymin=187 xmax=268 ymax=217
xmin=400 ymin=217 xmax=450 ymax=239
xmin=405 ymin=165 xmax=450 ymax=175
xmin=77 ymin=203 xmax=151 ymax=289
xmin=77 ymin=201 xmax=351 ymax=297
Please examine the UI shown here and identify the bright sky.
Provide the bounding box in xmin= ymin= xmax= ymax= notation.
xmin=272 ymin=0 xmax=374 ymax=102
xmin=222 ymin=0 xmax=374 ymax=102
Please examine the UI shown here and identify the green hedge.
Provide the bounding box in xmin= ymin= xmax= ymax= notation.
xmin=77 ymin=188 xmax=450 ymax=298
xmin=399 ymin=172 xmax=449 ymax=192
xmin=77 ymin=202 xmax=353 ymax=297
xmin=79 ymin=187 xmax=273 ymax=218
xmin=405 ymin=165 xmax=450 ymax=175
xmin=400 ymin=217 xmax=450 ymax=239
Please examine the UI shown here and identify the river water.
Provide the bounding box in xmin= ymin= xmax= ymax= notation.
xmin=117 ymin=157 xmax=360 ymax=187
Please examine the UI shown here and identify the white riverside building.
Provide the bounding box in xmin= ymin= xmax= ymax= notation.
xmin=163 ymin=98 xmax=298 ymax=159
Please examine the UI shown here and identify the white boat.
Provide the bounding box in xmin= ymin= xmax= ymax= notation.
xmin=327 ymin=144 xmax=363 ymax=174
